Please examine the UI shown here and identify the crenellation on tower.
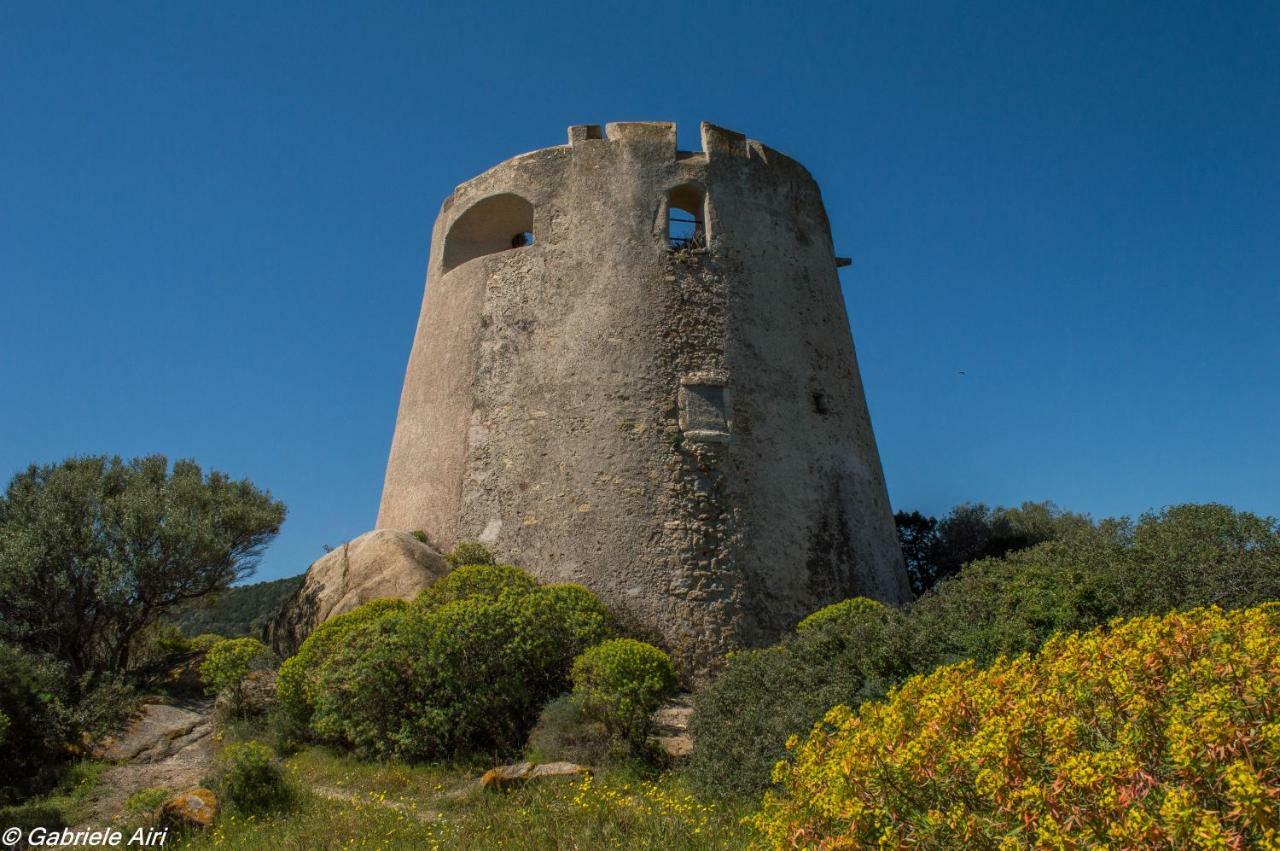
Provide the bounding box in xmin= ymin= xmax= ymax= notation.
xmin=700 ymin=122 xmax=748 ymax=160
xmin=379 ymin=120 xmax=909 ymax=672
xmin=603 ymin=121 xmax=677 ymax=150
xmin=567 ymin=124 xmax=603 ymax=145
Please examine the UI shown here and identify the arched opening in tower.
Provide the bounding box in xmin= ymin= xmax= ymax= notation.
xmin=667 ymin=184 xmax=707 ymax=250
xmin=442 ymin=193 xmax=535 ymax=273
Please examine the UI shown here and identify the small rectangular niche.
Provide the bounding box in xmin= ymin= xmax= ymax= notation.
xmin=679 ymin=372 xmax=731 ymax=443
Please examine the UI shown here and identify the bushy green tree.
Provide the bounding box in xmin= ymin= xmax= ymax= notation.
xmin=1124 ymin=502 xmax=1280 ymax=612
xmin=0 ymin=455 xmax=285 ymax=681
xmin=895 ymin=500 xmax=1091 ymax=595
xmin=910 ymin=503 xmax=1280 ymax=667
xmin=302 ymin=566 xmax=613 ymax=760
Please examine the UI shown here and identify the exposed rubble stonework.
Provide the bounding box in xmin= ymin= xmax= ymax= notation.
xmin=378 ymin=121 xmax=909 ymax=671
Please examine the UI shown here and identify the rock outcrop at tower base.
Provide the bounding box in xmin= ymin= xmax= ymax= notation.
xmin=378 ymin=121 xmax=910 ymax=672
xmin=263 ymin=529 xmax=448 ymax=656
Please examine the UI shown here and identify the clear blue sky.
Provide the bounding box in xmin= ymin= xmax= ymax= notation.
xmin=3 ymin=2 xmax=1277 ymax=583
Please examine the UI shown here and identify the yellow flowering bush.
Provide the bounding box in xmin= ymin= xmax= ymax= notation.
xmin=755 ymin=605 xmax=1280 ymax=849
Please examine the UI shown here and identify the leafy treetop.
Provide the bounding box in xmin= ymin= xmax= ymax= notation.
xmin=0 ymin=455 xmax=285 ymax=683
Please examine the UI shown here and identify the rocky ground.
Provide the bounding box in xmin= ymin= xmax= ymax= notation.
xmin=83 ymin=698 xmax=216 ymax=826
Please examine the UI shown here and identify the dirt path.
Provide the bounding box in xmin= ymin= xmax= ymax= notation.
xmin=82 ymin=698 xmax=216 ymax=826
xmin=309 ymin=784 xmax=442 ymax=823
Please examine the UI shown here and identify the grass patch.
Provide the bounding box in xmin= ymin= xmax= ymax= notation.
xmin=429 ymin=769 xmax=755 ymax=850
xmin=177 ymin=789 xmax=437 ymax=850
xmin=286 ymin=746 xmax=480 ymax=802
xmin=0 ymin=760 xmax=109 ymax=831
xmin=47 ymin=761 xmax=109 ymax=825
xmin=172 ymin=746 xmax=754 ymax=849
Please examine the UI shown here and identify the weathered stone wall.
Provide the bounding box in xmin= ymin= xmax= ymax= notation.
xmin=378 ymin=121 xmax=909 ymax=670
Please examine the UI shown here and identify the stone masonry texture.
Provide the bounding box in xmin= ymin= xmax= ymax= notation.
xmin=378 ymin=121 xmax=910 ymax=672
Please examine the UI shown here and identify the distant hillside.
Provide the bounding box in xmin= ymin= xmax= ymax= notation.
xmin=170 ymin=573 xmax=304 ymax=638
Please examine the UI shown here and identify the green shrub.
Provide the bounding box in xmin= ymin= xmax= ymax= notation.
xmin=689 ymin=598 xmax=916 ymax=796
xmin=0 ymin=643 xmax=70 ymax=802
xmin=444 ymin=540 xmax=496 ymax=568
xmin=275 ymin=598 xmax=408 ymax=725
xmin=125 ymin=786 xmax=170 ymax=816
xmin=525 ymin=695 xmax=616 ymax=765
xmin=0 ymin=802 xmax=66 ymax=835
xmin=123 ymin=786 xmax=170 ymax=829
xmin=756 ymin=605 xmax=1280 ymax=849
xmin=692 ymin=503 xmax=1280 ymax=797
xmin=540 ymin=584 xmax=616 ymax=647
xmin=64 ymin=676 xmax=137 ymax=741
xmin=216 ymin=741 xmax=292 ymax=814
xmin=571 ymin=639 xmax=676 ymax=746
xmin=263 ymin=707 xmax=308 ymax=757
xmin=307 ymin=566 xmax=613 ymax=760
xmin=795 ymin=596 xmax=884 ymax=633
xmin=275 ymin=657 xmax=308 ymax=725
xmin=201 ymin=637 xmax=271 ymax=714
xmin=415 ymin=562 xmax=534 ymax=609
xmin=188 ymin=633 xmax=227 ymax=654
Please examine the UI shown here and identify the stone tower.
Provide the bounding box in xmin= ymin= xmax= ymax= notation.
xmin=378 ymin=121 xmax=910 ymax=670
